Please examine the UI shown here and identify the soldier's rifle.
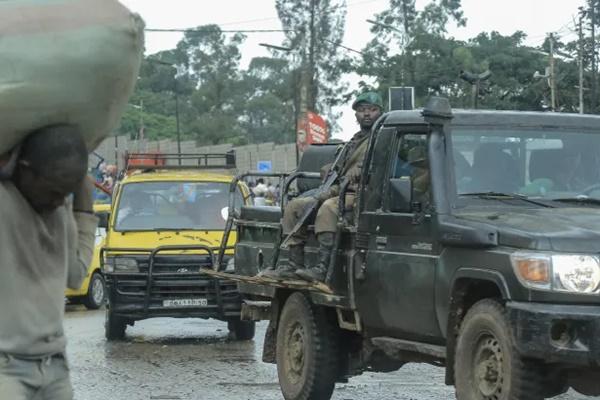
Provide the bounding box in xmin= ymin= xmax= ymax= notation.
xmin=278 ymin=143 xmax=349 ymax=250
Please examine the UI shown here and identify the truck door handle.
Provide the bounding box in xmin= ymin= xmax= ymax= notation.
xmin=376 ymin=236 xmax=387 ymax=249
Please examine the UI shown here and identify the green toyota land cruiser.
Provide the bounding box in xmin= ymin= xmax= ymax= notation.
xmin=220 ymin=98 xmax=600 ymax=400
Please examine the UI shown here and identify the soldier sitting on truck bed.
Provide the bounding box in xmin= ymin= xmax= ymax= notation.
xmin=260 ymin=91 xmax=383 ymax=282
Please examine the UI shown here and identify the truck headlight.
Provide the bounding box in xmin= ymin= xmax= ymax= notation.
xmin=511 ymin=252 xmax=600 ymax=294
xmin=553 ymin=255 xmax=600 ymax=293
xmin=103 ymin=257 xmax=138 ymax=273
xmin=101 ymin=256 xmax=114 ymax=273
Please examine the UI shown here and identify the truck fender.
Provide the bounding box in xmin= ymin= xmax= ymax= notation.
xmin=451 ymin=268 xmax=512 ymax=300
xmin=443 ymin=268 xmax=511 ymax=385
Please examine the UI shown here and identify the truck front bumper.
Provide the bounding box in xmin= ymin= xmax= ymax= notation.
xmin=105 ymin=273 xmax=242 ymax=321
xmin=507 ymin=301 xmax=600 ymax=367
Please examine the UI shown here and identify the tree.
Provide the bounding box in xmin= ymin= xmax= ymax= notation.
xmin=354 ymin=0 xmax=468 ymax=110
xmin=117 ymin=52 xmax=197 ymax=141
xmin=276 ymin=0 xmax=349 ymax=132
xmin=466 ymin=32 xmax=547 ymax=111
xmin=173 ymin=25 xmax=247 ymax=144
xmin=239 ymin=57 xmax=296 ymax=143
xmin=117 ymin=32 xmax=302 ymax=145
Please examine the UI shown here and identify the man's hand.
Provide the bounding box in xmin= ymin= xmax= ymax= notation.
xmin=73 ymin=176 xmax=95 ymax=213
xmin=0 ymin=146 xmax=20 ymax=180
xmin=346 ymin=164 xmax=362 ymax=183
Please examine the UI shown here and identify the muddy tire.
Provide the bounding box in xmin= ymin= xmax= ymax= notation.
xmin=82 ymin=272 xmax=106 ymax=310
xmin=276 ymin=292 xmax=338 ymax=400
xmin=455 ymin=299 xmax=544 ymax=400
xmin=228 ymin=320 xmax=256 ymax=341
xmin=105 ymin=307 xmax=127 ymax=341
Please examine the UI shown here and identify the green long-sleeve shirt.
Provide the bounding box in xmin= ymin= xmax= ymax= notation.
xmin=319 ymin=130 xmax=370 ymax=200
xmin=0 ymin=181 xmax=97 ymax=357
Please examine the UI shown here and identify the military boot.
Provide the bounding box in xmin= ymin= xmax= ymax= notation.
xmin=258 ymin=245 xmax=304 ymax=280
xmin=295 ymin=232 xmax=334 ymax=282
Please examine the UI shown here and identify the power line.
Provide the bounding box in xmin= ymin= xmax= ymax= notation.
xmin=218 ymin=0 xmax=379 ymax=27
xmin=527 ymin=16 xmax=579 ymax=44
xmin=323 ymin=39 xmax=366 ymax=56
xmin=322 ymin=38 xmax=391 ymax=65
xmin=145 ymin=28 xmax=294 ymax=33
xmin=148 ymin=0 xmax=385 ymax=34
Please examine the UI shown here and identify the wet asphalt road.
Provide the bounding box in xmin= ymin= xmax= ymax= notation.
xmin=65 ymin=307 xmax=592 ymax=400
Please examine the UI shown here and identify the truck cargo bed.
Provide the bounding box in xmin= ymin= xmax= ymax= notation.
xmin=199 ymin=268 xmax=334 ymax=294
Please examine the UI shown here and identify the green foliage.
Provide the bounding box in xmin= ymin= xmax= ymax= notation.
xmin=276 ymin=0 xmax=350 ymax=130
xmin=116 ymin=1 xmax=600 ymax=146
xmin=356 ymin=0 xmax=590 ymax=114
xmin=117 ymin=25 xmax=297 ymax=145
xmin=241 ymin=57 xmax=296 ymax=143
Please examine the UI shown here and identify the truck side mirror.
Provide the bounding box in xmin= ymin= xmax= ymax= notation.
xmin=97 ymin=212 xmax=110 ymax=229
xmin=389 ymin=177 xmax=412 ymax=213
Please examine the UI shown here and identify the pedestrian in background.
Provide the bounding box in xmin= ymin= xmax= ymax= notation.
xmin=253 ymin=178 xmax=268 ymax=206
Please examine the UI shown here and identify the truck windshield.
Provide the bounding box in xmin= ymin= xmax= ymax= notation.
xmin=114 ymin=181 xmax=243 ymax=231
xmin=451 ymin=128 xmax=600 ymax=201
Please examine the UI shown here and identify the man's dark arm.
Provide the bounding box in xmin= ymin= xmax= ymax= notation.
xmin=67 ymin=178 xmax=98 ymax=289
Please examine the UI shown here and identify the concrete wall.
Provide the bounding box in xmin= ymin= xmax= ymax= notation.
xmin=92 ymin=136 xmax=298 ymax=174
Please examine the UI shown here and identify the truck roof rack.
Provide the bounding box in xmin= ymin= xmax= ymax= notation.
xmin=124 ymin=151 xmax=236 ymax=172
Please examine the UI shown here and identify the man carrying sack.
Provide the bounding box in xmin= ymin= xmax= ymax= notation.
xmin=0 ymin=126 xmax=97 ymax=399
xmin=0 ymin=1 xmax=144 ymax=398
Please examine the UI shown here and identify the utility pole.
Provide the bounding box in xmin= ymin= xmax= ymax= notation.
xmin=307 ymin=0 xmax=318 ymax=112
xmin=549 ymin=33 xmax=557 ymax=112
xmin=258 ymin=42 xmax=303 ymax=165
xmin=578 ymin=11 xmax=586 ymax=113
xmin=175 ymin=81 xmax=181 ymax=165
xmin=147 ymin=57 xmax=182 ymax=162
xmin=139 ymin=99 xmax=144 ymax=145
xmin=592 ymin=0 xmax=597 ymax=112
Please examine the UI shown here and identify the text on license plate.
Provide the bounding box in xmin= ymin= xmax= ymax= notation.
xmin=163 ymin=298 xmax=208 ymax=307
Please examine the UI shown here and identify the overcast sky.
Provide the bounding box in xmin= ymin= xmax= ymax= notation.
xmin=119 ymin=0 xmax=586 ymax=140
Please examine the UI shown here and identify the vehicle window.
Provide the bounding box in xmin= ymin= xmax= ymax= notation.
xmin=94 ymin=212 xmax=108 ymax=245
xmin=389 ymin=133 xmax=430 ymax=206
xmin=114 ymin=181 xmax=244 ymax=231
xmin=452 ymin=129 xmax=600 ymax=199
xmin=362 ymin=127 xmax=395 ymax=211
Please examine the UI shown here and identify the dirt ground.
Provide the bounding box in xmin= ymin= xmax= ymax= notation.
xmin=64 ymin=307 xmax=591 ymax=400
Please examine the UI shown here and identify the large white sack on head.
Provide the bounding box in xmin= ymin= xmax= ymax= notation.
xmin=0 ymin=0 xmax=145 ymax=154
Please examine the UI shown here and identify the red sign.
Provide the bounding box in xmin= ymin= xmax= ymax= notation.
xmin=297 ymin=111 xmax=328 ymax=153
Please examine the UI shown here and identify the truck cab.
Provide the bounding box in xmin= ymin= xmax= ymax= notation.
xmin=101 ymin=153 xmax=255 ymax=341
xmin=229 ymin=99 xmax=600 ymax=400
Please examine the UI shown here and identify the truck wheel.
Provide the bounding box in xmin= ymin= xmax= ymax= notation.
xmin=276 ymin=292 xmax=338 ymax=400
xmin=228 ymin=320 xmax=256 ymax=341
xmin=82 ymin=272 xmax=106 ymax=310
xmin=105 ymin=307 xmax=127 ymax=341
xmin=455 ymin=299 xmax=544 ymax=400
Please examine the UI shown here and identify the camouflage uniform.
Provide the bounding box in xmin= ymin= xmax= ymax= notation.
xmin=261 ymin=91 xmax=383 ymax=282
xmin=282 ymin=130 xmax=369 ymax=242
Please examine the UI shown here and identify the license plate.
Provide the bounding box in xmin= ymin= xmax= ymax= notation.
xmin=163 ymin=298 xmax=208 ymax=307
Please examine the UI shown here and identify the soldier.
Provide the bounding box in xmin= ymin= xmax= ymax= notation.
xmin=261 ymin=91 xmax=383 ymax=282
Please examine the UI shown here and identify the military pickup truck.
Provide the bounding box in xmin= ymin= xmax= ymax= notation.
xmin=214 ymin=98 xmax=600 ymax=400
